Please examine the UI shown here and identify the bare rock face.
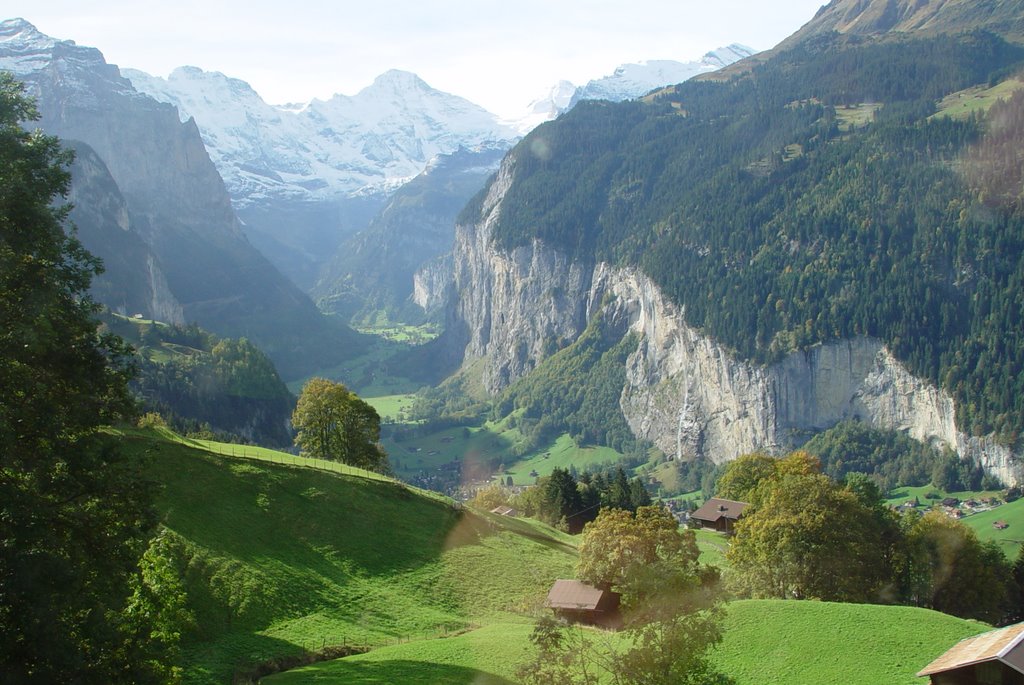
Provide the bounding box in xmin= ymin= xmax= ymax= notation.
xmin=447 ymin=155 xmax=1023 ymax=484
xmin=66 ymin=141 xmax=184 ymax=325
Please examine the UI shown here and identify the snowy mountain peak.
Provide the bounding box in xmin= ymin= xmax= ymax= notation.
xmin=125 ymin=64 xmax=518 ymax=207
xmin=505 ymin=43 xmax=755 ymax=132
xmin=0 ymin=19 xmax=141 ymax=102
xmin=0 ymin=18 xmax=58 ymax=49
xmin=567 ymin=44 xmax=756 ymax=110
xmin=702 ymin=43 xmax=757 ymax=69
xmin=367 ymin=69 xmax=431 ymax=93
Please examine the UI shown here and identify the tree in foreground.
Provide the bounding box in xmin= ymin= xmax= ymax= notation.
xmin=292 ymin=377 xmax=385 ymax=470
xmin=520 ymin=505 xmax=729 ymax=685
xmin=0 ymin=73 xmax=169 ymax=682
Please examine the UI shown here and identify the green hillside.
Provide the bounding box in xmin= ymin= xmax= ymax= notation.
xmin=266 ymin=599 xmax=986 ymax=685
xmin=713 ymin=600 xmax=988 ymax=685
xmin=123 ymin=430 xmax=575 ymax=684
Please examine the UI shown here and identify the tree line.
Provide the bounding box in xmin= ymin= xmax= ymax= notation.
xmin=475 ymin=466 xmax=651 ymax=534
xmin=719 ymin=452 xmax=1022 ymax=624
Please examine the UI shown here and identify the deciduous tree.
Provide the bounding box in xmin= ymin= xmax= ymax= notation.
xmin=728 ymin=471 xmax=892 ymax=602
xmin=292 ymin=377 xmax=385 ymax=469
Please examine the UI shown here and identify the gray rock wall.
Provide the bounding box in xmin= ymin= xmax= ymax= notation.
xmin=446 ymin=157 xmax=1022 ymax=484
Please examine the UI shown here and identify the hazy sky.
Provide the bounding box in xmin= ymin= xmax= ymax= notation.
xmin=7 ymin=1 xmax=827 ymax=117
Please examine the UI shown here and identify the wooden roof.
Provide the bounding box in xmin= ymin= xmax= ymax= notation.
xmin=918 ymin=623 xmax=1024 ymax=677
xmin=546 ymin=580 xmax=609 ymax=611
xmin=691 ymin=497 xmax=750 ymax=523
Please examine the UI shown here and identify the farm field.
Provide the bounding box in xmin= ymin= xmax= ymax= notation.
xmin=885 ymin=485 xmax=1024 ymax=557
xmin=713 ymin=600 xmax=987 ymax=685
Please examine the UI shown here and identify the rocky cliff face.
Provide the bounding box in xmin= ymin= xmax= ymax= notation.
xmin=66 ymin=141 xmax=184 ymax=324
xmin=447 ymin=156 xmax=1023 ymax=484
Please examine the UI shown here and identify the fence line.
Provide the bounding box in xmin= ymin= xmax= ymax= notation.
xmin=165 ymin=432 xmax=454 ymax=506
xmin=169 ymin=434 xmax=395 ymax=483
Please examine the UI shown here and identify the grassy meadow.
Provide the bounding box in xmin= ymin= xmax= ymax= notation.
xmin=265 ymin=600 xmax=987 ymax=685
xmin=124 ymin=430 xmax=575 ymax=684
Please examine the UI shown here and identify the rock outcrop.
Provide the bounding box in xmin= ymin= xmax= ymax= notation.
xmin=446 ymin=155 xmax=1023 ymax=484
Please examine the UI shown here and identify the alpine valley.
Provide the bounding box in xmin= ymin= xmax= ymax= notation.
xmin=9 ymin=1 xmax=1024 ymax=682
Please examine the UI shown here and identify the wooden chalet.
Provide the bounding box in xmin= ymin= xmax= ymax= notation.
xmin=918 ymin=622 xmax=1024 ymax=684
xmin=690 ymin=497 xmax=749 ymax=534
xmin=545 ymin=579 xmax=621 ymax=629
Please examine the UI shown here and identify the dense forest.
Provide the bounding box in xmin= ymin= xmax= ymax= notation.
xmin=492 ymin=307 xmax=645 ymax=456
xmin=103 ymin=316 xmax=295 ymax=445
xmin=485 ymin=30 xmax=1024 ymax=443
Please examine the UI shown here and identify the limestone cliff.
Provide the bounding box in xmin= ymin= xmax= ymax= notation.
xmin=447 ymin=157 xmax=1022 ymax=484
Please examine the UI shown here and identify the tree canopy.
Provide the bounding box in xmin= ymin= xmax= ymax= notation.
xmin=292 ymin=377 xmax=385 ymax=470
xmin=0 ymin=72 xmax=167 ymax=682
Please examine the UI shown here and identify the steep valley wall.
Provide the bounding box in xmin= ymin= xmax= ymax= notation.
xmin=442 ymin=159 xmax=1022 ymax=485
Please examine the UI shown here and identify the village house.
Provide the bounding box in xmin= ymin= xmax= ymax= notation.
xmin=690 ymin=497 xmax=750 ymax=534
xmin=918 ymin=622 xmax=1024 ymax=684
xmin=545 ymin=579 xmax=621 ymax=629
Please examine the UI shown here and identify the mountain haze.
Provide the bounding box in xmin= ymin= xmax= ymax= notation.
xmin=0 ymin=18 xmax=361 ymax=378
xmin=124 ymin=66 xmax=519 ymax=289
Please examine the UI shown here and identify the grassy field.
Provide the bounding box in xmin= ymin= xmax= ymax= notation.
xmin=693 ymin=528 xmax=730 ymax=569
xmin=123 ymin=430 xmax=576 ymax=684
xmin=834 ymin=102 xmax=883 ymax=130
xmin=713 ymin=600 xmax=987 ymax=685
xmin=265 ymin=599 xmax=985 ymax=685
xmin=885 ymin=484 xmax=1024 ymax=557
xmin=935 ymin=77 xmax=1024 ymax=120
xmin=502 ymin=434 xmax=624 ymax=485
xmin=364 ymin=393 xmax=419 ymax=422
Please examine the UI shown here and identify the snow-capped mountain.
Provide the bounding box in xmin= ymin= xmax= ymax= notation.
xmin=570 ymin=44 xmax=756 ymax=106
xmin=0 ymin=18 xmax=358 ymax=378
xmin=123 ymin=65 xmax=519 ymax=288
xmin=123 ymin=66 xmax=518 ymax=204
xmin=507 ymin=44 xmax=756 ymax=131
xmin=508 ymin=80 xmax=577 ymax=134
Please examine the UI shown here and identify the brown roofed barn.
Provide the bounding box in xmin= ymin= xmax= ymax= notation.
xmin=918 ymin=622 xmax=1024 ymax=684
xmin=690 ymin=498 xmax=749 ymax=534
xmin=546 ymin=579 xmax=621 ymax=628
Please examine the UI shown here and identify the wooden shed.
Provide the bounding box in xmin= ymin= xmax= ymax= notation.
xmin=918 ymin=622 xmax=1024 ymax=684
xmin=545 ymin=579 xmax=621 ymax=629
xmin=690 ymin=498 xmax=749 ymax=534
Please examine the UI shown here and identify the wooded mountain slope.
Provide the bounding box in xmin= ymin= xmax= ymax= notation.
xmin=477 ymin=30 xmax=1024 ymax=441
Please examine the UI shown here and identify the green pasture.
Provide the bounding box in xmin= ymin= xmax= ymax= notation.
xmin=364 ymin=393 xmax=418 ymax=422
xmin=123 ymin=430 xmax=575 ymax=684
xmin=713 ymin=600 xmax=987 ymax=685
xmin=500 ymin=434 xmax=623 ymax=485
xmin=265 ymin=599 xmax=985 ymax=685
xmin=692 ymin=528 xmax=730 ymax=569
xmin=834 ymin=102 xmax=883 ymax=130
xmin=935 ymin=77 xmax=1024 ymax=120
xmin=874 ymin=484 xmax=1024 ymax=558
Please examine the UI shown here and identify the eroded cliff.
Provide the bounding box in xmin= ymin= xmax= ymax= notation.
xmin=446 ymin=157 xmax=1022 ymax=484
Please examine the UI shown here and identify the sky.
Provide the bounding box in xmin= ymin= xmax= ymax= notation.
xmin=6 ymin=0 xmax=827 ymax=118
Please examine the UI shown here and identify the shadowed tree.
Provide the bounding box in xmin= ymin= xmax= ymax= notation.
xmin=0 ymin=72 xmax=168 ymax=682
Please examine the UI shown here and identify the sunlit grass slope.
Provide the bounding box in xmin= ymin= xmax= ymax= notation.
xmin=713 ymin=600 xmax=988 ymax=685
xmin=122 ymin=431 xmax=575 ymax=684
xmin=266 ymin=599 xmax=986 ymax=685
